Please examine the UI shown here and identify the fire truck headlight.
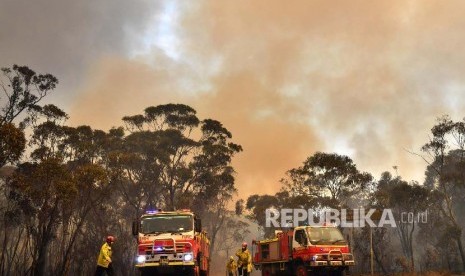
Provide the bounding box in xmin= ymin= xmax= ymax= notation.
xmin=137 ymin=255 xmax=146 ymax=264
xmin=312 ymin=255 xmax=325 ymax=261
xmin=183 ymin=253 xmax=193 ymax=262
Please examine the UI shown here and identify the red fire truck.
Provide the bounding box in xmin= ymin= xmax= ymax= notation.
xmin=132 ymin=209 xmax=210 ymax=276
xmin=252 ymin=225 xmax=354 ymax=276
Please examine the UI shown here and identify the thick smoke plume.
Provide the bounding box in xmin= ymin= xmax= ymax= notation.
xmin=3 ymin=0 xmax=465 ymax=196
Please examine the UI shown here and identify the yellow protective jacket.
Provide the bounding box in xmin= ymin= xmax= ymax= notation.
xmin=235 ymin=249 xmax=251 ymax=267
xmin=226 ymin=259 xmax=237 ymax=272
xmin=97 ymin=242 xmax=112 ymax=268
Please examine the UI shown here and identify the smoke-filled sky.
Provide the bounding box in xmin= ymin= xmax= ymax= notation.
xmin=2 ymin=0 xmax=465 ymax=197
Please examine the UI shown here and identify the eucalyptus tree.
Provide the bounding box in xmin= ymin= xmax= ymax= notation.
xmin=0 ymin=65 xmax=58 ymax=167
xmin=8 ymin=104 xmax=72 ymax=276
xmin=0 ymin=64 xmax=58 ymax=275
xmin=214 ymin=213 xmax=250 ymax=261
xmin=370 ymin=172 xmax=430 ymax=272
xmin=6 ymin=105 xmax=113 ymax=276
xmin=53 ymin=125 xmax=113 ymax=276
xmin=244 ymin=194 xmax=281 ymax=238
xmin=283 ymin=152 xmax=372 ymax=208
xmin=421 ymin=115 xmax=465 ymax=271
xmin=121 ymin=104 xmax=242 ymax=212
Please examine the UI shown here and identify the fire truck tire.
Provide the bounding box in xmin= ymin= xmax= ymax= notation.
xmin=333 ymin=268 xmax=347 ymax=276
xmin=261 ymin=266 xmax=272 ymax=276
xmin=295 ymin=265 xmax=308 ymax=276
xmin=183 ymin=266 xmax=198 ymax=276
xmin=139 ymin=269 xmax=154 ymax=276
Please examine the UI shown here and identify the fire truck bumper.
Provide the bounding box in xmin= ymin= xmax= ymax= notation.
xmin=310 ymin=254 xmax=355 ymax=267
xmin=135 ymin=253 xmax=195 ymax=267
xmin=310 ymin=260 xmax=355 ymax=266
xmin=310 ymin=261 xmax=329 ymax=266
xmin=343 ymin=260 xmax=355 ymax=266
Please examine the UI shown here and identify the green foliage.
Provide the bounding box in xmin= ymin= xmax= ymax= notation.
xmin=0 ymin=65 xmax=58 ymax=127
xmin=280 ymin=152 xmax=373 ymax=209
xmin=235 ymin=199 xmax=244 ymax=215
xmin=0 ymin=123 xmax=26 ymax=166
xmin=0 ymin=65 xmax=59 ymax=167
xmin=119 ymin=104 xmax=242 ymax=212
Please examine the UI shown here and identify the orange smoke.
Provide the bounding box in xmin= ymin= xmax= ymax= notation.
xmin=69 ymin=0 xmax=465 ymax=197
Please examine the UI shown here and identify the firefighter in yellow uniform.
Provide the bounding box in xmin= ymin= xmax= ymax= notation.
xmin=236 ymin=242 xmax=252 ymax=276
xmin=95 ymin=236 xmax=115 ymax=276
xmin=226 ymin=256 xmax=237 ymax=276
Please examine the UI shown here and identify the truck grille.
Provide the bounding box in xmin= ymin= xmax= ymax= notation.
xmin=329 ymin=251 xmax=343 ymax=261
xmin=141 ymin=240 xmax=190 ymax=255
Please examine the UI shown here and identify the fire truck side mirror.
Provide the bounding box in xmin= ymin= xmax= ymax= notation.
xmin=132 ymin=220 xmax=139 ymax=236
xmin=195 ymin=219 xmax=202 ymax=232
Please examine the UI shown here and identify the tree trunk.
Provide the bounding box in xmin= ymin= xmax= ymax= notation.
xmin=373 ymin=246 xmax=387 ymax=275
xmin=57 ymin=219 xmax=84 ymax=276
xmin=34 ymin=241 xmax=48 ymax=276
xmin=457 ymin=236 xmax=465 ymax=272
xmin=0 ymin=225 xmax=8 ymax=275
xmin=409 ymin=220 xmax=415 ymax=272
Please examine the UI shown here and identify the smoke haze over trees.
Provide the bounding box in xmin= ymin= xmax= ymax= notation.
xmin=2 ymin=65 xmax=465 ymax=275
xmin=4 ymin=1 xmax=465 ymax=200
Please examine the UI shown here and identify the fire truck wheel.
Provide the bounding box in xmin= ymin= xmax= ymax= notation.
xmin=295 ymin=265 xmax=308 ymax=276
xmin=261 ymin=266 xmax=272 ymax=276
xmin=184 ymin=267 xmax=198 ymax=276
xmin=139 ymin=269 xmax=154 ymax=276
xmin=333 ymin=268 xmax=347 ymax=276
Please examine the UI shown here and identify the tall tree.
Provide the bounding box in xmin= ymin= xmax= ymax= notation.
xmin=245 ymin=194 xmax=281 ymax=237
xmin=6 ymin=106 xmax=114 ymax=276
xmin=0 ymin=65 xmax=58 ymax=127
xmin=284 ymin=152 xmax=372 ymax=208
xmin=421 ymin=115 xmax=465 ymax=271
xmin=371 ymin=172 xmax=430 ymax=272
xmin=214 ymin=213 xmax=250 ymax=260
xmin=121 ymin=104 xmax=241 ymax=211
xmin=0 ymin=65 xmax=58 ymax=167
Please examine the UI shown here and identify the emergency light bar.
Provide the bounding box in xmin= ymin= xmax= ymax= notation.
xmin=145 ymin=208 xmax=162 ymax=214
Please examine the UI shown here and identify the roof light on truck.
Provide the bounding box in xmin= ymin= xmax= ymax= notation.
xmin=146 ymin=208 xmax=161 ymax=214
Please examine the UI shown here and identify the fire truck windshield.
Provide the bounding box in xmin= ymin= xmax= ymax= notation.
xmin=141 ymin=215 xmax=194 ymax=234
xmin=307 ymin=227 xmax=347 ymax=245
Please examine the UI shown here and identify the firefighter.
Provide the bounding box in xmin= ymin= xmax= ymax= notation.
xmin=226 ymin=256 xmax=237 ymax=276
xmin=236 ymin=242 xmax=252 ymax=276
xmin=95 ymin=235 xmax=115 ymax=276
